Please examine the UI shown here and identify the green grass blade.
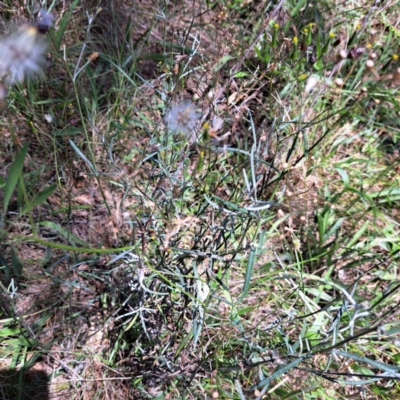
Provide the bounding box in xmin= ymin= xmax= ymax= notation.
xmin=323 ymin=218 xmax=344 ymax=244
xmin=39 ymin=221 xmax=89 ymax=247
xmin=69 ymin=139 xmax=96 ymax=173
xmin=3 ymin=142 xmax=30 ymax=216
xmin=0 ymin=252 xmax=10 ymax=280
xmin=54 ymin=0 xmax=80 ymax=50
xmin=335 ymin=351 xmax=400 ymax=374
xmin=11 ymin=248 xmax=23 ymax=277
xmin=238 ymin=246 xmax=256 ymax=302
xmin=20 ymin=184 xmax=57 ymax=215
xmin=250 ymin=357 xmax=305 ymax=390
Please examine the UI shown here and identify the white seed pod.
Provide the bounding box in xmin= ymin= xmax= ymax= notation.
xmin=335 ymin=78 xmax=344 ymax=87
xmin=366 ymin=59 xmax=375 ymax=69
xmin=304 ymin=75 xmax=319 ymax=94
xmin=211 ymin=116 xmax=224 ymax=132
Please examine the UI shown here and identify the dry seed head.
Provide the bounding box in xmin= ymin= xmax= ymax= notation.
xmin=165 ymin=101 xmax=201 ymax=135
xmin=0 ymin=27 xmax=47 ymax=84
xmin=0 ymin=10 xmax=52 ymax=85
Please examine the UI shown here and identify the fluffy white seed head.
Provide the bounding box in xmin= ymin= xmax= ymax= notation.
xmin=0 ymin=9 xmax=52 ymax=86
xmin=165 ymin=101 xmax=201 ymax=135
xmin=0 ymin=25 xmax=48 ymax=84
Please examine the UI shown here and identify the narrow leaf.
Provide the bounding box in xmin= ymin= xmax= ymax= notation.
xmin=0 ymin=252 xmax=10 ymax=279
xmin=54 ymin=0 xmax=80 ymax=49
xmin=11 ymin=248 xmax=23 ymax=277
xmin=335 ymin=167 xmax=349 ymax=187
xmin=323 ymin=218 xmax=344 ymax=243
xmin=3 ymin=142 xmax=29 ymax=215
xmin=40 ymin=221 xmax=88 ymax=247
xmin=20 ymin=184 xmax=57 ymax=215
xmin=238 ymin=246 xmax=256 ymax=302
xmin=344 ymin=221 xmax=369 ymax=251
xmin=250 ymin=357 xmax=304 ymax=390
xmin=69 ymin=140 xmax=95 ymax=173
xmin=335 ymin=351 xmax=400 ymax=374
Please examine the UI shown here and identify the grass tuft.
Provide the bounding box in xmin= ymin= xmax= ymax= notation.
xmin=0 ymin=0 xmax=399 ymax=399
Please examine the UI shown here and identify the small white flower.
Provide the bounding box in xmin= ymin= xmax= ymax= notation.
xmin=165 ymin=101 xmax=201 ymax=135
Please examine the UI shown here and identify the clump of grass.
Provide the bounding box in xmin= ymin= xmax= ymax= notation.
xmin=0 ymin=0 xmax=399 ymax=399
